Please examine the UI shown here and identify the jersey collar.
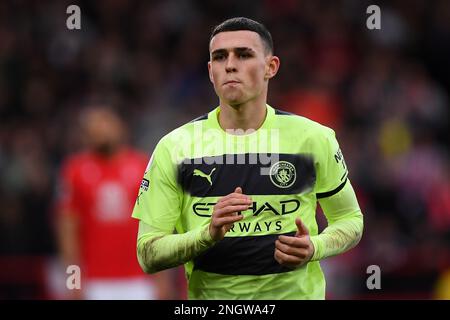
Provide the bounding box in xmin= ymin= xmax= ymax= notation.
xmin=210 ymin=104 xmax=275 ymax=135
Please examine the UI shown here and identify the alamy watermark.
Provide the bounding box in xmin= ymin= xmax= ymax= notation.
xmin=66 ymin=264 xmax=81 ymax=290
xmin=366 ymin=5 xmax=381 ymax=30
xmin=65 ymin=5 xmax=381 ymax=35
xmin=66 ymin=5 xmax=81 ymax=30
xmin=168 ymin=123 xmax=281 ymax=176
xmin=366 ymin=264 xmax=381 ymax=290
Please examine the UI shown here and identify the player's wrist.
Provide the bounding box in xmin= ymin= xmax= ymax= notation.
xmin=309 ymin=235 xmax=322 ymax=261
xmin=201 ymin=224 xmax=218 ymax=245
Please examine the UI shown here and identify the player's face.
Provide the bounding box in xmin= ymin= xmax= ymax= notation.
xmin=208 ymin=30 xmax=279 ymax=106
xmin=83 ymin=109 xmax=125 ymax=154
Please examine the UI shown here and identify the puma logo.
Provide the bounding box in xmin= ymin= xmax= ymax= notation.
xmin=193 ymin=168 xmax=216 ymax=186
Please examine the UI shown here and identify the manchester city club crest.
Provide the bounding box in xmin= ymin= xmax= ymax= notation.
xmin=269 ymin=161 xmax=296 ymax=188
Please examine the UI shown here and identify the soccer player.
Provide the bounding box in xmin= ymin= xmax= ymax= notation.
xmin=55 ymin=106 xmax=172 ymax=299
xmin=132 ymin=17 xmax=364 ymax=299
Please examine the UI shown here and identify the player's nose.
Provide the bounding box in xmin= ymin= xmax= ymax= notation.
xmin=225 ymin=56 xmax=237 ymax=73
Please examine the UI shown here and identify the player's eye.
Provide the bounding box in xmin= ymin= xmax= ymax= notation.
xmin=212 ymin=54 xmax=226 ymax=61
xmin=238 ymin=52 xmax=252 ymax=59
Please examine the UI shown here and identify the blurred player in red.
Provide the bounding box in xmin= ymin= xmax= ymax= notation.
xmin=54 ymin=105 xmax=173 ymax=299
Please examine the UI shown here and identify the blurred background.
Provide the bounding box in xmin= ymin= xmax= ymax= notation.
xmin=0 ymin=0 xmax=449 ymax=299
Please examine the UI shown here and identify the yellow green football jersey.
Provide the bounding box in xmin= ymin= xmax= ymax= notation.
xmin=132 ymin=105 xmax=349 ymax=299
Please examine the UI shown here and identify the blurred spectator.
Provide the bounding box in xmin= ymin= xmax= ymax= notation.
xmin=53 ymin=106 xmax=173 ymax=299
xmin=0 ymin=0 xmax=448 ymax=299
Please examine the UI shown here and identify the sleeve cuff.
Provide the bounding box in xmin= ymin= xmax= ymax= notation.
xmin=309 ymin=235 xmax=323 ymax=261
xmin=199 ymin=224 xmax=217 ymax=246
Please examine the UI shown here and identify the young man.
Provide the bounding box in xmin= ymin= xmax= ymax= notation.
xmin=55 ymin=106 xmax=172 ymax=299
xmin=132 ymin=17 xmax=363 ymax=299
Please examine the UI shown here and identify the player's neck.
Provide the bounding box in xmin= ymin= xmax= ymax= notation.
xmin=218 ymin=99 xmax=267 ymax=134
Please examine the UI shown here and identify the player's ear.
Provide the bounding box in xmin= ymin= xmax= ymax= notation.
xmin=207 ymin=61 xmax=214 ymax=83
xmin=264 ymin=55 xmax=280 ymax=80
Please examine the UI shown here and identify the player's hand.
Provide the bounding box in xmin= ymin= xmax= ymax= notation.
xmin=209 ymin=187 xmax=252 ymax=241
xmin=274 ymin=217 xmax=315 ymax=269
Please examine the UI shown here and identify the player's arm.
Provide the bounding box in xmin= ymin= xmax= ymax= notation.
xmin=309 ymin=127 xmax=363 ymax=261
xmin=56 ymin=210 xmax=84 ymax=300
xmin=274 ymin=182 xmax=363 ymax=268
xmin=134 ymin=141 xmax=213 ymax=274
xmin=137 ymin=221 xmax=213 ymax=274
xmin=274 ymin=127 xmax=363 ymax=268
xmin=133 ymin=139 xmax=249 ymax=274
xmin=310 ymin=179 xmax=363 ymax=261
xmin=137 ymin=187 xmax=250 ymax=274
xmin=274 ymin=183 xmax=363 ymax=267
xmin=55 ymin=160 xmax=82 ymax=268
xmin=57 ymin=211 xmax=81 ymax=267
xmin=54 ymin=161 xmax=83 ymax=299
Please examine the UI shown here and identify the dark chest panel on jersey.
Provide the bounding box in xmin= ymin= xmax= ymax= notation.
xmin=177 ymin=153 xmax=316 ymax=196
xmin=194 ymin=232 xmax=296 ymax=275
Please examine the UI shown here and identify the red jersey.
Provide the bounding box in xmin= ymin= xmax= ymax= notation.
xmin=56 ymin=147 xmax=148 ymax=279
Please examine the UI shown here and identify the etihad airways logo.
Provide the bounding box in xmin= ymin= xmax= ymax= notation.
xmin=193 ymin=199 xmax=300 ymax=217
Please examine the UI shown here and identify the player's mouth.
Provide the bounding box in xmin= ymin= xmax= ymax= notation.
xmin=223 ymin=80 xmax=241 ymax=86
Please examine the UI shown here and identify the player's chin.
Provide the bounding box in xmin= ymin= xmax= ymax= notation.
xmin=225 ymin=97 xmax=249 ymax=108
xmin=222 ymin=90 xmax=245 ymax=103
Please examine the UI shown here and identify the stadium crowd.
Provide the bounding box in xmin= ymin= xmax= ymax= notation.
xmin=0 ymin=0 xmax=449 ymax=299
